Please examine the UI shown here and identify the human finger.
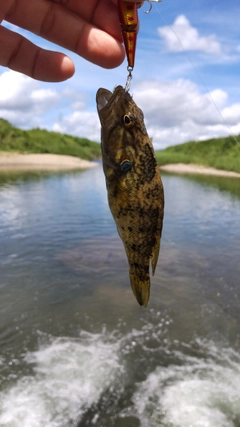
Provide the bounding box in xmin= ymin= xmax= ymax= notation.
xmin=50 ymin=0 xmax=124 ymax=42
xmin=0 ymin=25 xmax=75 ymax=82
xmin=5 ymin=0 xmax=125 ymax=68
xmin=111 ymin=0 xmax=144 ymax=4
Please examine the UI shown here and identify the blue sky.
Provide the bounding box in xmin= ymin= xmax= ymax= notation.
xmin=1 ymin=0 xmax=240 ymax=149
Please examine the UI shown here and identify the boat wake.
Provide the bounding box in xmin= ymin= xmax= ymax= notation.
xmin=1 ymin=321 xmax=240 ymax=427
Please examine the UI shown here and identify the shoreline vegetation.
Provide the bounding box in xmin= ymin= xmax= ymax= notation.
xmin=155 ymin=135 xmax=240 ymax=175
xmin=0 ymin=118 xmax=101 ymax=162
xmin=0 ymin=118 xmax=240 ymax=177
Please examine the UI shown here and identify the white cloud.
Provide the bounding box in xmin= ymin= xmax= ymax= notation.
xmin=222 ymin=103 xmax=240 ymax=125
xmin=1 ymin=72 xmax=239 ymax=151
xmin=0 ymin=70 xmax=59 ymax=127
xmin=71 ymin=101 xmax=86 ymax=111
xmin=51 ymin=79 xmax=239 ymax=149
xmin=132 ymin=80 xmax=238 ymax=149
xmin=60 ymin=87 xmax=88 ymax=112
xmin=134 ymin=80 xmax=226 ymax=126
xmin=0 ymin=70 xmax=100 ymax=140
xmin=52 ymin=111 xmax=100 ymax=142
xmin=158 ymin=15 xmax=222 ymax=56
xmin=30 ymin=88 xmax=58 ymax=103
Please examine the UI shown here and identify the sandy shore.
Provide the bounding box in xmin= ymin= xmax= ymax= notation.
xmin=0 ymin=154 xmax=239 ymax=178
xmin=0 ymin=153 xmax=98 ymax=171
xmin=160 ymin=163 xmax=240 ymax=178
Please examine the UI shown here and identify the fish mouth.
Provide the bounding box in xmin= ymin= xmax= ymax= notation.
xmin=96 ymin=86 xmax=131 ymax=117
xmin=96 ymin=88 xmax=113 ymax=112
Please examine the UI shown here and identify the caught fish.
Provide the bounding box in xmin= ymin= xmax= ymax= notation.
xmin=96 ymin=85 xmax=164 ymax=307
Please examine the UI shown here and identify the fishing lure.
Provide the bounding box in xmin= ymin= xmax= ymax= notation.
xmin=117 ymin=0 xmax=162 ymax=90
xmin=117 ymin=1 xmax=140 ymax=70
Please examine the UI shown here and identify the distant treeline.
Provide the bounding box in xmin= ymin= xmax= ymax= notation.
xmin=1 ymin=118 xmax=240 ymax=173
xmin=156 ymin=136 xmax=240 ymax=173
xmin=0 ymin=118 xmax=101 ymax=161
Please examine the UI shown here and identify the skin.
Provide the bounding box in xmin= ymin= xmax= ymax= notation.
xmin=0 ymin=0 xmax=142 ymax=82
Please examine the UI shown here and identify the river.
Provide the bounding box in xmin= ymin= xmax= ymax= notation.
xmin=0 ymin=166 xmax=240 ymax=427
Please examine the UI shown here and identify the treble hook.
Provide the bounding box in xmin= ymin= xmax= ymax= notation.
xmin=144 ymin=0 xmax=152 ymax=14
xmin=144 ymin=0 xmax=162 ymax=14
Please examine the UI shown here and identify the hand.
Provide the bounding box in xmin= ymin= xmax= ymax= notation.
xmin=0 ymin=0 xmax=128 ymax=82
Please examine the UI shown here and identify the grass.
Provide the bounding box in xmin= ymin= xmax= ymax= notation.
xmin=1 ymin=118 xmax=240 ymax=173
xmin=0 ymin=118 xmax=101 ymax=161
xmin=155 ymin=135 xmax=240 ymax=173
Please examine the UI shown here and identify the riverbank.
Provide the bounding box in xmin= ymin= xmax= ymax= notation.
xmin=0 ymin=154 xmax=239 ymax=178
xmin=160 ymin=163 xmax=240 ymax=178
xmin=155 ymin=135 xmax=240 ymax=174
xmin=0 ymin=153 xmax=98 ymax=171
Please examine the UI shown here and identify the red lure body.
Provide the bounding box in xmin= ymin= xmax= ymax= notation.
xmin=117 ymin=1 xmax=141 ymax=69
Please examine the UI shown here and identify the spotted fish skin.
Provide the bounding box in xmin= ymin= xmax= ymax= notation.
xmin=96 ymin=86 xmax=164 ymax=307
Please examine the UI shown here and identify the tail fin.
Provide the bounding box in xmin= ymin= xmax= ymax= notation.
xmin=129 ymin=267 xmax=150 ymax=307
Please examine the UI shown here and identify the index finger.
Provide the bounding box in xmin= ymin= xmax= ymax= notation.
xmin=5 ymin=0 xmax=125 ymax=68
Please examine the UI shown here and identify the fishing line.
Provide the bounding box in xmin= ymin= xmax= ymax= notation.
xmin=154 ymin=5 xmax=240 ymax=148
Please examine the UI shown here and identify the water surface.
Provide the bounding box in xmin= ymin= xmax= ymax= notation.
xmin=0 ymin=166 xmax=240 ymax=427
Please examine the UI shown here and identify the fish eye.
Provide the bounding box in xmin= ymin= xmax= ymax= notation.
xmin=123 ymin=114 xmax=133 ymax=127
xmin=120 ymin=159 xmax=132 ymax=173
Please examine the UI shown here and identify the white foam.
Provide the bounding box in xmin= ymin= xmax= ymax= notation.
xmin=0 ymin=331 xmax=121 ymax=427
xmin=2 ymin=325 xmax=240 ymax=427
xmin=133 ymin=339 xmax=240 ymax=427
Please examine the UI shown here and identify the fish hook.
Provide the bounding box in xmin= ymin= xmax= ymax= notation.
xmin=144 ymin=0 xmax=152 ymax=14
xmin=144 ymin=0 xmax=162 ymax=14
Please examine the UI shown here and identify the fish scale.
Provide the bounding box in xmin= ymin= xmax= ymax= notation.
xmin=96 ymin=85 xmax=164 ymax=307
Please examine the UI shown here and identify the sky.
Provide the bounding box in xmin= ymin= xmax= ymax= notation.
xmin=1 ymin=0 xmax=240 ymax=150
